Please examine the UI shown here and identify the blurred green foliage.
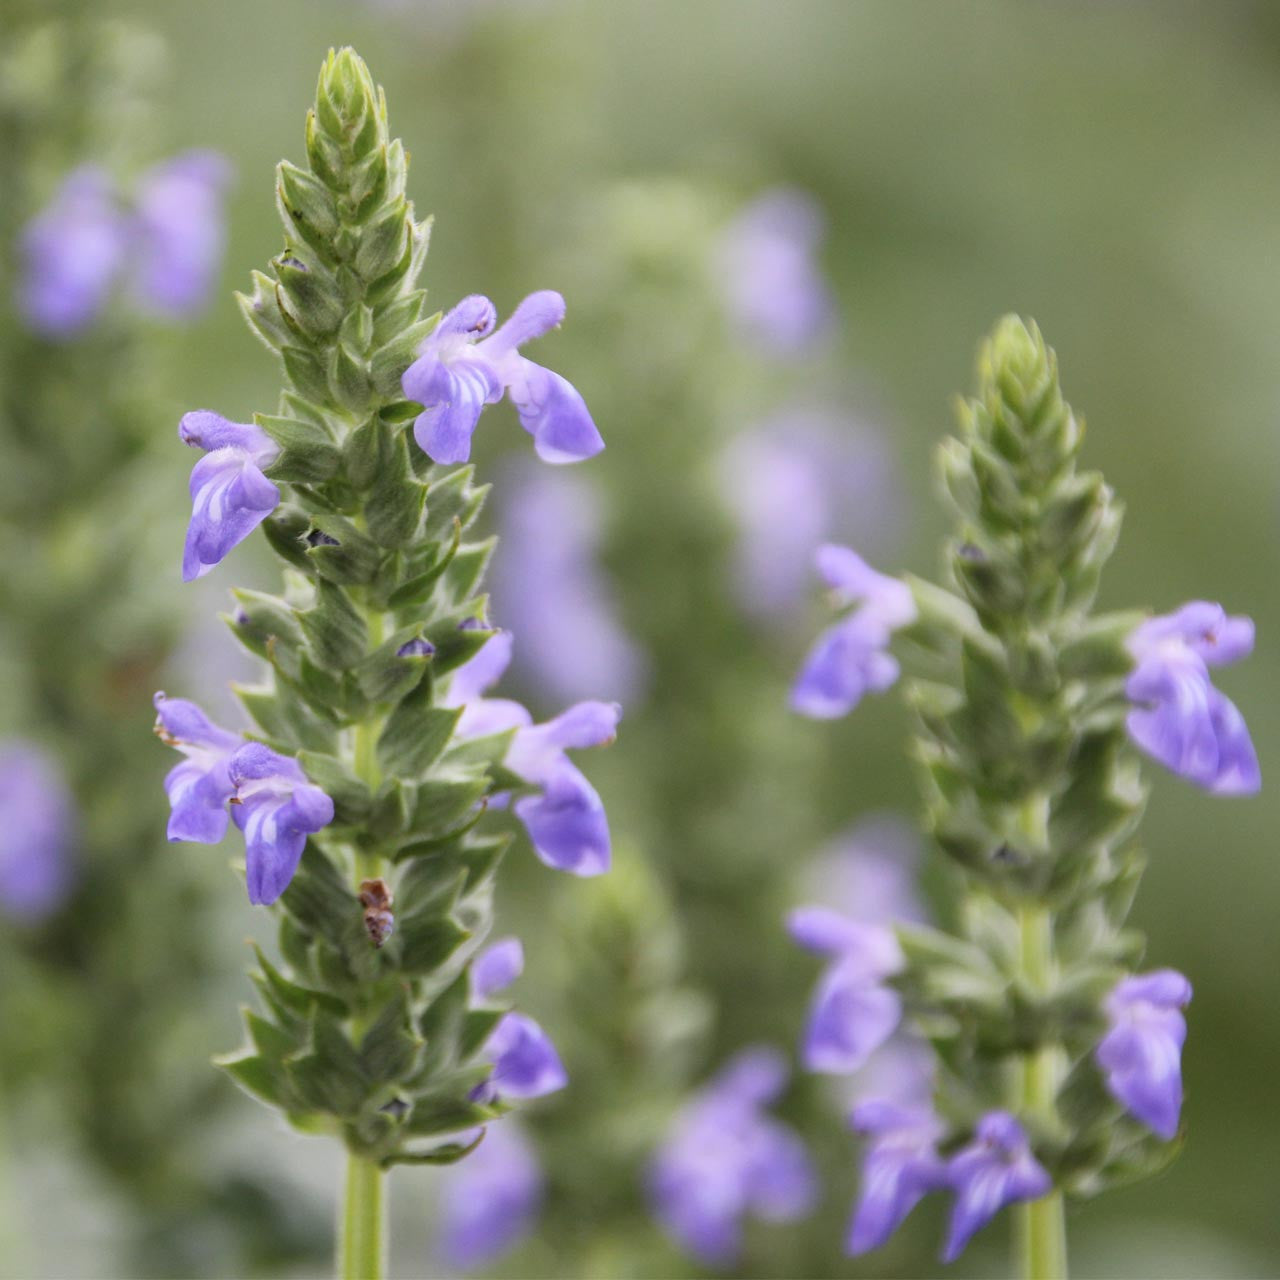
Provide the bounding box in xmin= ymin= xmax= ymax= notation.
xmin=4 ymin=1 xmax=1280 ymax=1276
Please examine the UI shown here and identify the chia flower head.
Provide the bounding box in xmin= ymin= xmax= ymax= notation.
xmin=717 ymin=412 xmax=902 ymax=620
xmin=1096 ymin=969 xmax=1192 ymax=1141
xmin=401 ymin=291 xmax=603 ymax=465
xmin=436 ymin=1121 xmax=544 ymax=1270
xmin=446 ymin=634 xmax=620 ymax=875
xmin=1125 ymin=601 xmax=1259 ymax=794
xmin=131 ymin=149 xmax=233 ymax=317
xmin=18 ymin=166 xmax=129 ymax=338
xmin=846 ymin=1099 xmax=947 ymax=1256
xmin=0 ymin=742 xmax=77 ymax=921
xmin=491 ymin=460 xmax=648 ymax=705
xmin=792 ymin=544 xmax=917 ymax=719
xmin=715 ymin=187 xmax=836 ymax=355
xmin=648 ymin=1047 xmax=817 ymax=1267
xmin=178 ymin=410 xmax=281 ymax=581
xmin=942 ymin=1111 xmax=1051 ymax=1262
xmin=153 ymin=691 xmax=243 ymax=843
xmin=227 ymin=742 xmax=334 ymax=906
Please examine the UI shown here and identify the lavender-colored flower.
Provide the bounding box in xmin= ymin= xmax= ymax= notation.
xmin=1125 ymin=601 xmax=1259 ymax=794
xmin=436 ymin=1121 xmax=544 ymax=1270
xmin=18 ymin=167 xmax=129 ymax=338
xmin=472 ymin=936 xmax=525 ymax=999
xmin=401 ymin=291 xmax=603 ymax=465
xmin=788 ymin=907 xmax=903 ymax=1074
xmin=0 ymin=742 xmax=76 ymax=920
xmin=491 ymin=460 xmax=648 ymax=705
xmin=942 ymin=1111 xmax=1051 ymax=1263
xmin=132 ymin=149 xmax=232 ymax=317
xmin=483 ymin=1012 xmax=569 ymax=1100
xmin=1096 ymin=969 xmax=1192 ymax=1140
xmin=446 ymin=634 xmax=619 ymax=875
xmin=846 ymin=1100 xmax=947 ymax=1256
xmin=718 ymin=412 xmax=902 ymax=620
xmin=178 ymin=410 xmax=281 ymax=581
xmin=792 ymin=544 xmax=916 ymax=719
xmin=154 ymin=691 xmax=243 ymax=844
xmin=227 ymin=743 xmax=334 ymax=906
xmin=715 ymin=188 xmax=836 ymax=355
xmin=648 ymin=1047 xmax=817 ymax=1267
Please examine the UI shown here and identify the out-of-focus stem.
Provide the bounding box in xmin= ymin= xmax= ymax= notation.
xmin=339 ymin=1152 xmax=385 ymax=1280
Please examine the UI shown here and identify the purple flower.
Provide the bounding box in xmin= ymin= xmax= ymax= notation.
xmin=717 ymin=412 xmax=902 ymax=620
xmin=154 ymin=691 xmax=243 ymax=844
xmin=482 ymin=1012 xmax=569 ymax=1100
xmin=491 ymin=460 xmax=648 ymax=705
xmin=788 ymin=907 xmax=903 ymax=1074
xmin=18 ymin=167 xmax=129 ymax=338
xmin=436 ymin=1121 xmax=543 ymax=1270
xmin=942 ymin=1111 xmax=1051 ymax=1263
xmin=227 ymin=743 xmax=334 ymax=906
xmin=447 ymin=634 xmax=619 ymax=875
xmin=131 ymin=150 xmax=232 ymax=317
xmin=792 ymin=544 xmax=916 ymax=719
xmin=648 ymin=1047 xmax=816 ymax=1267
xmin=0 ymin=742 xmax=76 ymax=920
xmin=401 ymin=291 xmax=603 ymax=465
xmin=1096 ymin=969 xmax=1192 ymax=1140
xmin=472 ymin=936 xmax=525 ymax=999
xmin=1125 ymin=601 xmax=1259 ymax=794
xmin=715 ymin=188 xmax=836 ymax=355
xmin=846 ymin=1100 xmax=947 ymax=1255
xmin=178 ymin=410 xmax=281 ymax=581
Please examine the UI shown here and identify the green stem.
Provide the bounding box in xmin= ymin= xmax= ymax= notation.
xmin=1015 ymin=902 xmax=1068 ymax=1280
xmin=341 ymin=598 xmax=389 ymax=1278
xmin=339 ymin=1153 xmax=386 ymax=1280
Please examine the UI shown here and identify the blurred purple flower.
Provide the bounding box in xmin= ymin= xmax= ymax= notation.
xmin=472 ymin=935 xmax=525 ymax=999
xmin=715 ymin=188 xmax=836 ymax=355
xmin=446 ymin=634 xmax=619 ymax=875
xmin=18 ymin=167 xmax=129 ymax=338
xmin=846 ymin=1099 xmax=947 ymax=1256
xmin=789 ymin=817 xmax=924 ymax=1076
xmin=1126 ymin=601 xmax=1259 ymax=794
xmin=649 ymin=1047 xmax=816 ymax=1267
xmin=178 ymin=410 xmax=280 ymax=581
xmin=1096 ymin=969 xmax=1192 ymax=1140
xmin=482 ymin=1012 xmax=568 ymax=1100
xmin=491 ymin=460 xmax=648 ymax=705
xmin=718 ymin=412 xmax=902 ymax=620
xmin=17 ymin=152 xmax=231 ymax=338
xmin=132 ymin=149 xmax=233 ymax=317
xmin=154 ymin=691 xmax=242 ymax=843
xmin=402 ymin=291 xmax=603 ymax=465
xmin=0 ymin=742 xmax=76 ymax=920
xmin=792 ymin=544 xmax=916 ymax=719
xmin=228 ymin=743 xmax=334 ymax=905
xmin=942 ymin=1112 xmax=1051 ymax=1262
xmin=436 ymin=1121 xmax=544 ymax=1270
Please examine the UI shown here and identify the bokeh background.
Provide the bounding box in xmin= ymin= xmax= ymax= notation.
xmin=2 ymin=1 xmax=1280 ymax=1277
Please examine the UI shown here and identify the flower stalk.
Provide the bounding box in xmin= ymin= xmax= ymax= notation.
xmin=152 ymin=46 xmax=615 ymax=1275
xmin=792 ymin=316 xmax=1258 ymax=1270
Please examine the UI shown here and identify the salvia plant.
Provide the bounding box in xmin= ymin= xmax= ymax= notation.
xmin=152 ymin=48 xmax=616 ymax=1279
xmin=0 ymin=10 xmax=317 ymax=1274
xmin=792 ymin=316 xmax=1258 ymax=1277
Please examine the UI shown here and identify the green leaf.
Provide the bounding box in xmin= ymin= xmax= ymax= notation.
xmin=257 ymin=415 xmax=342 ymax=485
xmin=298 ymin=579 xmax=368 ymax=671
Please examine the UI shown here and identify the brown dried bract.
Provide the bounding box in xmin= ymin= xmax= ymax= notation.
xmin=358 ymin=877 xmax=395 ymax=949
